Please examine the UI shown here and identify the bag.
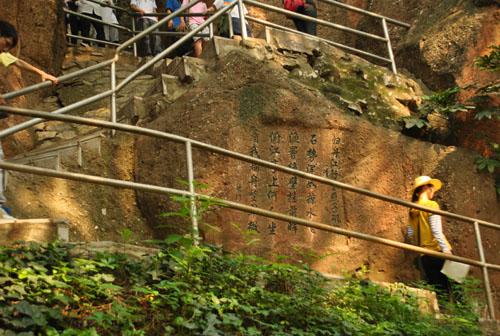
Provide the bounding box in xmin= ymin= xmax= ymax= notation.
xmin=283 ymin=0 xmax=305 ymax=12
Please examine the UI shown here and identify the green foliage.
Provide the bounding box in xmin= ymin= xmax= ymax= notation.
xmin=420 ymin=87 xmax=475 ymax=116
xmin=475 ymin=143 xmax=500 ymax=173
xmin=473 ymin=108 xmax=500 ymax=121
xmin=475 ymin=143 xmax=500 ymax=195
xmin=401 ymin=116 xmax=430 ymax=129
xmin=475 ymin=45 xmax=500 ymax=72
xmin=0 ymin=241 xmax=482 ymax=335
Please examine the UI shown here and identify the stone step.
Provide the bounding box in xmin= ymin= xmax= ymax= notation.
xmin=9 ymin=131 xmax=106 ymax=169
xmin=164 ymin=56 xmax=208 ymax=83
xmin=0 ymin=218 xmax=69 ymax=245
xmin=202 ymin=36 xmax=241 ymax=60
xmin=265 ymin=26 xmax=321 ymax=55
xmin=202 ymin=36 xmax=273 ymax=61
xmin=161 ymin=74 xmax=187 ymax=102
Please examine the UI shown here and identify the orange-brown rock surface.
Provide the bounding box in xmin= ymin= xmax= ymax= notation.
xmin=0 ymin=0 xmax=66 ymax=154
xmin=135 ymin=50 xmax=500 ymax=307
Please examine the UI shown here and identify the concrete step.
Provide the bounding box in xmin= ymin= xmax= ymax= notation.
xmin=161 ymin=74 xmax=187 ymax=102
xmin=8 ymin=131 xmax=106 ymax=171
xmin=0 ymin=218 xmax=69 ymax=245
xmin=265 ymin=26 xmax=321 ymax=55
xmin=202 ymin=36 xmax=241 ymax=60
xmin=165 ymin=56 xmax=208 ymax=83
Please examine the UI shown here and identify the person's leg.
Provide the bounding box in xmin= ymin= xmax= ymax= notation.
xmin=292 ymin=17 xmax=306 ymax=33
xmin=144 ymin=19 xmax=163 ymax=56
xmin=110 ymin=27 xmax=119 ymax=43
xmin=302 ymin=5 xmax=317 ymax=35
xmin=90 ymin=14 xmax=105 ymax=47
xmin=193 ymin=38 xmax=203 ymax=57
xmin=421 ymin=256 xmax=451 ymax=303
xmin=137 ymin=19 xmax=151 ymax=57
xmin=103 ymin=25 xmax=110 ymax=42
xmin=80 ymin=16 xmax=91 ymax=39
xmin=69 ymin=16 xmax=80 ymax=44
xmin=231 ymin=17 xmax=252 ymax=38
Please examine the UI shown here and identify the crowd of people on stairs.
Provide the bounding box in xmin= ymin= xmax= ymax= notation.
xmin=62 ymin=0 xmax=318 ymax=58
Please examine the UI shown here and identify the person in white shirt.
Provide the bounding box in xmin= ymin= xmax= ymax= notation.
xmin=100 ymin=0 xmax=120 ymax=43
xmin=76 ymin=0 xmax=106 ymax=46
xmin=207 ymin=0 xmax=252 ymax=39
xmin=130 ymin=0 xmax=162 ymax=56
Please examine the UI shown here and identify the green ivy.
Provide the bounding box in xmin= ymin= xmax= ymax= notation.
xmin=475 ymin=45 xmax=500 ymax=72
xmin=0 ymin=241 xmax=482 ymax=335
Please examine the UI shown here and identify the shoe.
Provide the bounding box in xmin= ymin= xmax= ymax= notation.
xmin=0 ymin=205 xmax=15 ymax=220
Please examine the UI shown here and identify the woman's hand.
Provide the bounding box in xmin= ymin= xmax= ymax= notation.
xmin=41 ymin=72 xmax=59 ymax=84
xmin=179 ymin=20 xmax=186 ymax=31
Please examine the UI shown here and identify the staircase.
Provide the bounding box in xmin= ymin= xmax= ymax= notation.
xmin=1 ymin=16 xmax=499 ymax=324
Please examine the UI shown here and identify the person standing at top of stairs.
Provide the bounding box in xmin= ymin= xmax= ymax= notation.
xmin=284 ymin=0 xmax=317 ymax=36
xmin=0 ymin=20 xmax=59 ymax=219
xmin=182 ymin=0 xmax=209 ymax=57
xmin=130 ymin=0 xmax=163 ymax=57
xmin=76 ymin=0 xmax=106 ymax=47
xmin=207 ymin=0 xmax=252 ymax=39
xmin=100 ymin=0 xmax=120 ymax=44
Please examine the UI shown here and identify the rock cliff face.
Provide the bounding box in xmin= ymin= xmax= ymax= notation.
xmin=0 ymin=0 xmax=66 ymax=77
xmin=135 ymin=49 xmax=500 ymax=293
xmin=0 ymin=0 xmax=66 ymax=154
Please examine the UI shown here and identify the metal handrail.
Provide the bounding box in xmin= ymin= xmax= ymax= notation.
xmin=64 ymin=9 xmax=132 ymax=32
xmin=2 ymin=105 xmax=499 ymax=231
xmin=0 ymin=0 xmax=214 ymax=139
xmin=318 ymin=0 xmax=411 ymax=28
xmin=1 ymin=59 xmax=113 ymax=102
xmin=0 ymin=160 xmax=496 ymax=271
xmin=246 ymin=0 xmax=387 ymax=42
xmin=67 ymin=34 xmax=122 ymax=47
xmin=86 ymin=0 xmax=130 ymax=14
xmin=1 ymin=0 xmax=496 ymax=320
xmin=244 ymin=0 xmax=398 ymax=73
xmin=0 ymin=106 xmax=498 ymax=319
xmin=247 ymin=16 xmax=392 ymax=64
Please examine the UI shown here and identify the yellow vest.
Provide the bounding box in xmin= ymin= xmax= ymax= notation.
xmin=409 ymin=199 xmax=451 ymax=252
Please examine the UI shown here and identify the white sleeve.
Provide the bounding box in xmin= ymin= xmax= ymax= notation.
xmin=213 ymin=0 xmax=223 ymax=9
xmin=429 ymin=214 xmax=450 ymax=253
xmin=130 ymin=0 xmax=138 ymax=6
xmin=406 ymin=226 xmax=414 ymax=239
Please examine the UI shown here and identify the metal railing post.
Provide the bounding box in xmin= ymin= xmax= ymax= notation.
xmin=474 ymin=221 xmax=495 ymax=319
xmin=131 ymin=19 xmax=138 ymax=57
xmin=110 ymin=61 xmax=117 ymax=136
xmin=382 ymin=18 xmax=397 ymax=74
xmin=209 ymin=22 xmax=214 ymax=38
xmin=237 ymin=0 xmax=248 ymax=39
xmin=185 ymin=141 xmax=200 ymax=244
xmin=228 ymin=13 xmax=234 ymax=38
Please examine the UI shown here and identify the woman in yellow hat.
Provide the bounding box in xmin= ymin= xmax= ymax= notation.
xmin=407 ymin=176 xmax=452 ymax=298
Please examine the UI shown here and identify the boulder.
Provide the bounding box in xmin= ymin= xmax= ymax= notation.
xmin=135 ymin=51 xmax=500 ymax=291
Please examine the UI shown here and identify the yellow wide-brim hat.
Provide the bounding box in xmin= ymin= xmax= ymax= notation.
xmin=412 ymin=176 xmax=442 ymax=193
